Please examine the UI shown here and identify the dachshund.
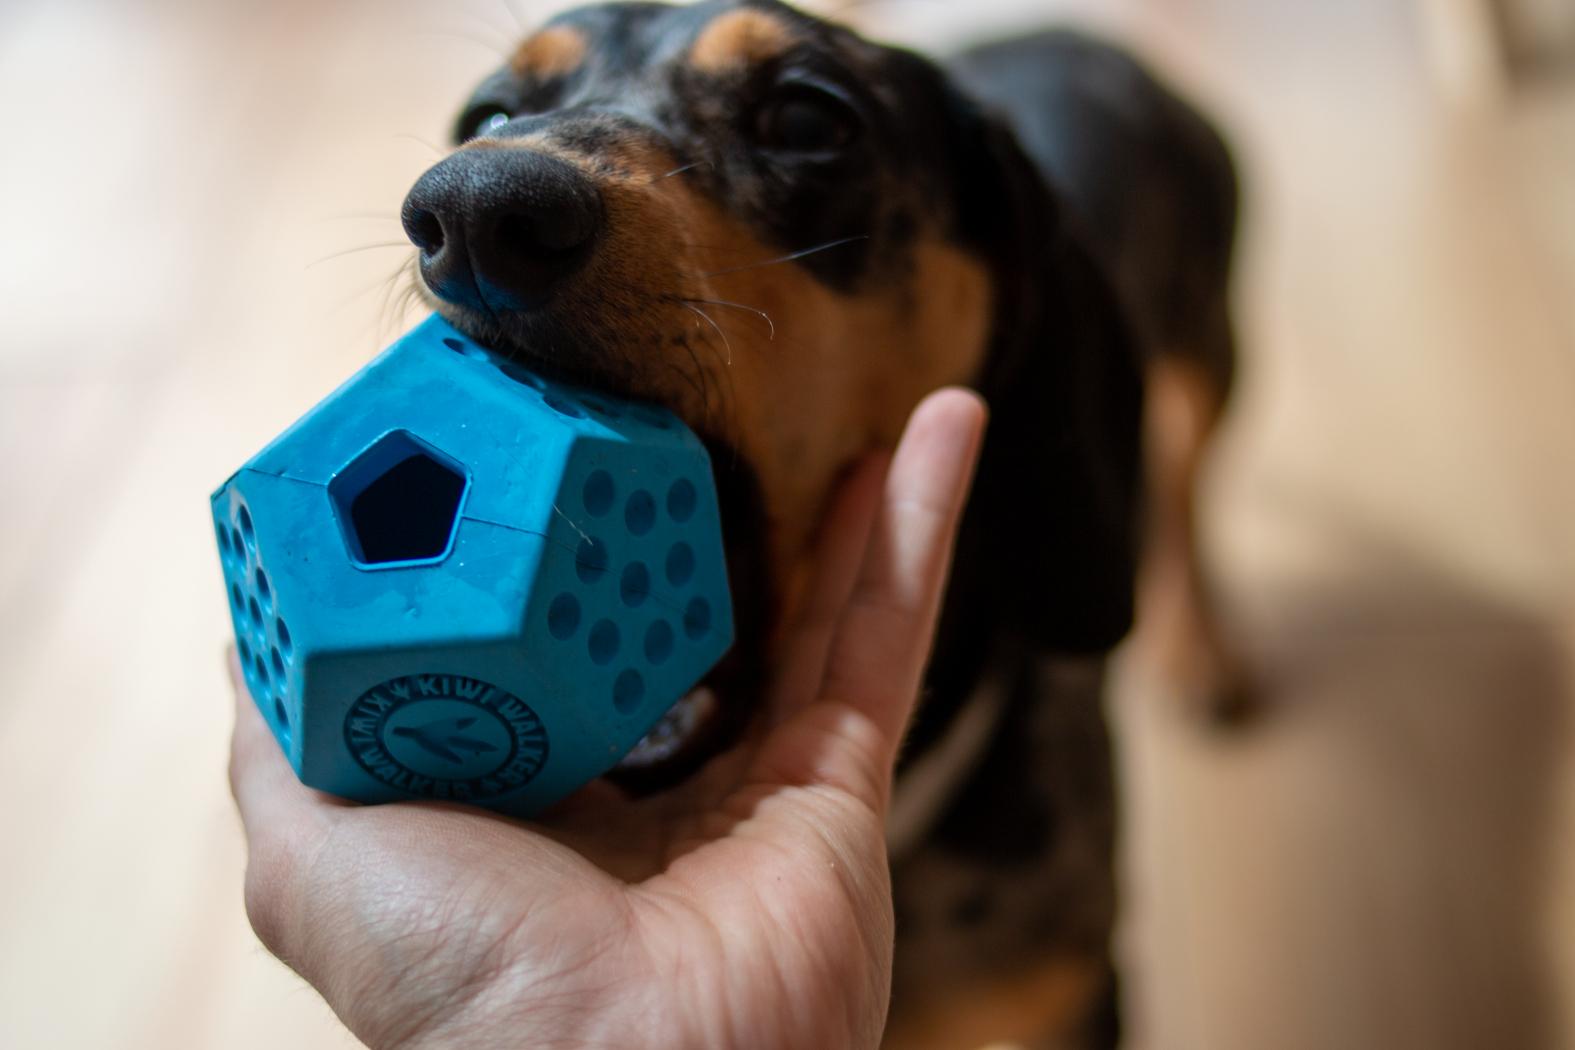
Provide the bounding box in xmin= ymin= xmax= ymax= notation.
xmin=397 ymin=2 xmax=1241 ymax=1045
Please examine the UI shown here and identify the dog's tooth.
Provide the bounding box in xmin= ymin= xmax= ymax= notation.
xmin=614 ymin=686 xmax=717 ymax=768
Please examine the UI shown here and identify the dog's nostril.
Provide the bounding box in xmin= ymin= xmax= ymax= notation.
xmin=496 ymin=208 xmax=596 ymax=261
xmin=411 ymin=211 xmax=445 ymax=254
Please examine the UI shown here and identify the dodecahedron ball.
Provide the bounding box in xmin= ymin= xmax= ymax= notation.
xmin=211 ymin=313 xmax=733 ymax=817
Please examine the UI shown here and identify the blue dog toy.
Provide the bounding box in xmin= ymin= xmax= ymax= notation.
xmin=212 ymin=314 xmax=733 ymax=817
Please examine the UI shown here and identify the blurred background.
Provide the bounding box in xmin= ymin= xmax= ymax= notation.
xmin=3 ymin=0 xmax=1575 ymax=1046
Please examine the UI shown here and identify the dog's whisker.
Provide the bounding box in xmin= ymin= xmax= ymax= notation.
xmin=717 ymin=340 xmax=743 ymax=442
xmin=495 ymin=0 xmax=531 ymax=37
xmin=372 ymin=260 xmax=400 ymax=322
xmin=410 ymin=27 xmax=510 ymax=61
xmin=313 ymin=212 xmax=404 ymax=225
xmin=392 ymin=260 xmax=425 ymax=328
xmin=392 ymin=132 xmax=450 ymax=159
xmin=306 ymin=243 xmax=415 ymax=270
xmin=332 ymin=255 xmax=414 ymax=314
xmin=650 ymin=160 xmax=711 ymax=183
xmin=681 ymin=303 xmax=732 ymax=367
xmin=392 ymin=277 xmax=427 ymax=336
xmin=682 ymin=299 xmax=775 ymax=340
xmin=805 ymin=0 xmax=948 ymax=31
xmin=372 ymin=257 xmax=420 ymax=344
xmin=444 ymin=8 xmax=519 ymax=49
xmin=667 ymin=350 xmax=712 ymax=432
xmin=678 ymin=307 xmax=748 ymax=442
xmin=702 ymin=235 xmax=868 ymax=278
xmin=641 ymin=295 xmax=722 ymax=434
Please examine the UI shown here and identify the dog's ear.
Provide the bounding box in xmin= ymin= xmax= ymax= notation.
xmin=948 ymin=98 xmax=1145 ymax=655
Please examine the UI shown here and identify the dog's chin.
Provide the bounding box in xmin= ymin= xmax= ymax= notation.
xmin=432 ymin=299 xmax=776 ymax=797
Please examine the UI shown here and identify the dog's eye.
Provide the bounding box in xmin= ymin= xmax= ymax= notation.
xmin=756 ymin=85 xmax=859 ymax=155
xmin=457 ymin=106 xmax=512 ymax=143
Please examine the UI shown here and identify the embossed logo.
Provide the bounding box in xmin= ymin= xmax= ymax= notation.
xmin=344 ymin=674 xmax=549 ymax=800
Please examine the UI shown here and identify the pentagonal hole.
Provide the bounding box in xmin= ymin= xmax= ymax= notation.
xmin=352 ymin=457 xmax=463 ymax=562
xmin=329 ymin=431 xmax=469 ymax=566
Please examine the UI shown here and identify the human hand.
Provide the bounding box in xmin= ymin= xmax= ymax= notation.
xmin=230 ymin=388 xmax=988 ymax=1050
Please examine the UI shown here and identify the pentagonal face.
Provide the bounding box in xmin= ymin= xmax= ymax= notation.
xmin=215 ymin=469 xmax=552 ymax=785
xmin=328 ymin=430 xmax=469 ymax=567
xmin=520 ymin=431 xmax=734 ymax=760
xmin=213 ymin=481 xmax=303 ymax=770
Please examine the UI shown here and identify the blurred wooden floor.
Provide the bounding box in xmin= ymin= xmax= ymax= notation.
xmin=2 ymin=0 xmax=1574 ymax=1047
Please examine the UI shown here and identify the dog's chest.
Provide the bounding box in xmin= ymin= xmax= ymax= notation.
xmin=888 ymin=652 xmax=1117 ymax=989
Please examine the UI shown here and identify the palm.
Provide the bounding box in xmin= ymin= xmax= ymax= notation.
xmin=231 ymin=391 xmax=985 ymax=1050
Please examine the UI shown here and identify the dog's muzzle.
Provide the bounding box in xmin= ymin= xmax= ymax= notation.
xmin=402 ymin=146 xmax=604 ymax=314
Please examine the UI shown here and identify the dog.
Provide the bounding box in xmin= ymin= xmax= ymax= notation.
xmin=397 ymin=2 xmax=1240 ymax=1045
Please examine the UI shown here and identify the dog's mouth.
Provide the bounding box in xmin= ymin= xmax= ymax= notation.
xmin=613 ymin=684 xmax=718 ymax=770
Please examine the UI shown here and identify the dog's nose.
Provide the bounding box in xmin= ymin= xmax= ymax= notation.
xmin=401 ymin=147 xmax=603 ymax=313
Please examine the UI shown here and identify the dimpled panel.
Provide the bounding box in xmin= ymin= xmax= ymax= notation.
xmin=210 ymin=314 xmax=733 ymax=817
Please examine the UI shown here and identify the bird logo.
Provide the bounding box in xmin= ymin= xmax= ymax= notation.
xmin=347 ymin=675 xmax=547 ymax=798
xmin=390 ymin=716 xmax=501 ymax=765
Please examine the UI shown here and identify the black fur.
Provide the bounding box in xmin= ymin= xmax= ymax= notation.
xmin=892 ymin=31 xmax=1236 ymax=1047
xmin=411 ymin=8 xmax=1238 ymax=1041
xmin=949 ymin=31 xmax=1239 ymax=385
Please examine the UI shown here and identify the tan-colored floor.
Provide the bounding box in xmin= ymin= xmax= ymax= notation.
xmin=3 ymin=0 xmax=1574 ymax=1047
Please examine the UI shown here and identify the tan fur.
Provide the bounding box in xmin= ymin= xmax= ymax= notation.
xmin=509 ymin=26 xmax=587 ymax=80
xmin=443 ymin=133 xmax=994 ymax=646
xmin=688 ymin=9 xmax=795 ymax=73
xmin=881 ymin=956 xmax=1103 ymax=1050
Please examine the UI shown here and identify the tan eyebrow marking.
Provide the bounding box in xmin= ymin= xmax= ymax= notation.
xmin=510 ymin=26 xmax=588 ymax=79
xmin=688 ymin=9 xmax=794 ymax=73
